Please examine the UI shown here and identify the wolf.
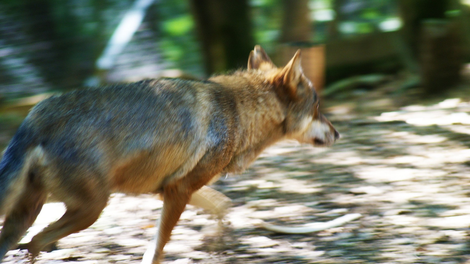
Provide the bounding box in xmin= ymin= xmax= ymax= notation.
xmin=0 ymin=46 xmax=339 ymax=263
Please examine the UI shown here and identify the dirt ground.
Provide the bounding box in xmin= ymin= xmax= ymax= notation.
xmin=2 ymin=78 xmax=470 ymax=263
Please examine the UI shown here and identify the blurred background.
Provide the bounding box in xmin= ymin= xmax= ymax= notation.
xmin=0 ymin=0 xmax=468 ymax=97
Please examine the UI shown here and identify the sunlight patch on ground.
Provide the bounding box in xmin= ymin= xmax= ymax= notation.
xmin=377 ymin=110 xmax=470 ymax=126
xmin=385 ymin=131 xmax=447 ymax=144
xmin=407 ymin=147 xmax=470 ymax=165
xmin=379 ymin=146 xmax=470 ymax=168
xmin=384 ymin=214 xmax=423 ymax=226
xmin=240 ymin=235 xmax=325 ymax=260
xmin=384 ymin=155 xmax=428 ymax=165
xmin=241 ymin=236 xmax=279 ymax=248
xmin=311 ymin=150 xmax=372 ymax=165
xmin=231 ymin=176 xmax=321 ymax=195
xmin=375 ymin=98 xmax=470 ymax=126
xmin=20 ymin=202 xmax=65 ymax=244
xmin=278 ymin=179 xmax=322 ymax=194
xmin=427 ymin=214 xmax=470 ymax=229
xmin=246 ymin=199 xmax=280 ymax=209
xmin=354 ymin=165 xmax=446 ymax=182
xmin=446 ymin=124 xmax=470 ymax=135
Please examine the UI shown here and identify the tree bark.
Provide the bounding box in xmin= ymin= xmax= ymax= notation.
xmin=189 ymin=0 xmax=254 ymax=75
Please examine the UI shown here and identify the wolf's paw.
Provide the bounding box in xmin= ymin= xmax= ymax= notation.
xmin=18 ymin=241 xmax=58 ymax=252
xmin=141 ymin=242 xmax=162 ymax=264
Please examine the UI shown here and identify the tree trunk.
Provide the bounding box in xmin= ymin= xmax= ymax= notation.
xmin=20 ymin=0 xmax=63 ymax=87
xmin=189 ymin=0 xmax=254 ymax=75
xmin=398 ymin=0 xmax=450 ymax=59
xmin=279 ymin=0 xmax=312 ymax=43
xmin=458 ymin=1 xmax=470 ymax=61
xmin=20 ymin=0 xmax=101 ymax=89
xmin=328 ymin=0 xmax=346 ymax=40
xmin=277 ymin=0 xmax=325 ymax=92
xmin=398 ymin=0 xmax=462 ymax=93
xmin=420 ymin=19 xmax=462 ymax=93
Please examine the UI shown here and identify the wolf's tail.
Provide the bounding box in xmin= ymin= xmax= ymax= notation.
xmin=0 ymin=124 xmax=47 ymax=262
xmin=0 ymin=124 xmax=37 ymax=216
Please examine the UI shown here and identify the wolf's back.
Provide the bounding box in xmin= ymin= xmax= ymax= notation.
xmin=0 ymin=124 xmax=36 ymax=216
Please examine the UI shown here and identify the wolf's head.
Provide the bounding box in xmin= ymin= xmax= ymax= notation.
xmin=248 ymin=45 xmax=339 ymax=147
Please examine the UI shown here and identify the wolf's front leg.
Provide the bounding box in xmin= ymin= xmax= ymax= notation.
xmin=141 ymin=241 xmax=157 ymax=264
xmin=144 ymin=186 xmax=230 ymax=263
xmin=142 ymin=186 xmax=191 ymax=264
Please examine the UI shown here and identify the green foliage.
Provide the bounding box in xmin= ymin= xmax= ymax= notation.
xmin=156 ymin=0 xmax=202 ymax=76
xmin=250 ymin=0 xmax=282 ymax=54
xmin=361 ymin=8 xmax=381 ymax=20
xmin=336 ymin=0 xmax=399 ymax=35
xmin=356 ymin=22 xmax=374 ymax=33
xmin=251 ymin=0 xmax=276 ymax=7
xmin=160 ymin=39 xmax=184 ymax=62
xmin=312 ymin=0 xmax=332 ymax=9
xmin=163 ymin=15 xmax=193 ymax=36
xmin=446 ymin=9 xmax=461 ymax=18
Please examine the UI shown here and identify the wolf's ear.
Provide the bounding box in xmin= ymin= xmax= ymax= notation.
xmin=248 ymin=45 xmax=275 ymax=71
xmin=276 ymin=50 xmax=302 ymax=99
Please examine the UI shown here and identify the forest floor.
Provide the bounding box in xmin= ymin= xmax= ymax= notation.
xmin=2 ymin=73 xmax=470 ymax=263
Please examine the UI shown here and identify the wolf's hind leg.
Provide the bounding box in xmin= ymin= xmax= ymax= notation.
xmin=158 ymin=186 xmax=231 ymax=220
xmin=25 ymin=175 xmax=109 ymax=259
xmin=0 ymin=179 xmax=47 ymax=261
xmin=188 ymin=186 xmax=231 ymax=220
